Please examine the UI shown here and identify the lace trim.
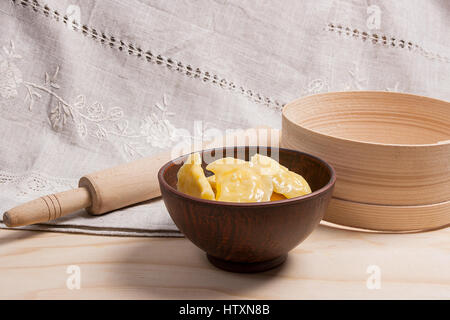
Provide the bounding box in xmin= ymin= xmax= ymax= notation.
xmin=326 ymin=23 xmax=450 ymax=64
xmin=0 ymin=169 xmax=76 ymax=198
xmin=12 ymin=0 xmax=284 ymax=111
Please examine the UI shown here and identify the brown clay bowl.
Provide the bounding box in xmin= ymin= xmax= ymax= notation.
xmin=158 ymin=146 xmax=336 ymax=272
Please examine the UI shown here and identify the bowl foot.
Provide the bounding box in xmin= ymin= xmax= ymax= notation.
xmin=206 ymin=254 xmax=287 ymax=273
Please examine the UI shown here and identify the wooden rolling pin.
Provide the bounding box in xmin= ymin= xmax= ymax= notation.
xmin=3 ymin=128 xmax=280 ymax=227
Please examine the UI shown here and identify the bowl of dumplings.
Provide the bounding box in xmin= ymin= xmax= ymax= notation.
xmin=158 ymin=146 xmax=335 ymax=272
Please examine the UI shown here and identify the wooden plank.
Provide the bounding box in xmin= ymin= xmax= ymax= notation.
xmin=0 ymin=225 xmax=449 ymax=299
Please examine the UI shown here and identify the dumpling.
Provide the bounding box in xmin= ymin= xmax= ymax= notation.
xmin=251 ymin=154 xmax=311 ymax=198
xmin=206 ymin=157 xmax=273 ymax=202
xmin=214 ymin=166 xmax=273 ymax=202
xmin=176 ymin=153 xmax=215 ymax=200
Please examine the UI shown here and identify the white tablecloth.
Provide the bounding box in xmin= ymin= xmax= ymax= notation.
xmin=1 ymin=0 xmax=449 ymax=236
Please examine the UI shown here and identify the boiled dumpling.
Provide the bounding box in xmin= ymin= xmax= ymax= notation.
xmin=213 ymin=166 xmax=273 ymax=202
xmin=206 ymin=157 xmax=273 ymax=202
xmin=176 ymin=153 xmax=215 ymax=200
xmin=251 ymin=154 xmax=311 ymax=198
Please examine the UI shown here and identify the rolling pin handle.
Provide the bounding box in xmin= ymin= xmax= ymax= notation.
xmin=2 ymin=187 xmax=92 ymax=228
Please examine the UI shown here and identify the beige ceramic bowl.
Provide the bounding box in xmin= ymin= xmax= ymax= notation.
xmin=281 ymin=91 xmax=450 ymax=232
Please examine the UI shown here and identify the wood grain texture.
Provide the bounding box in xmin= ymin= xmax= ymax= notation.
xmin=0 ymin=227 xmax=448 ymax=299
xmin=326 ymin=197 xmax=450 ymax=232
xmin=282 ymin=91 xmax=450 ymax=206
xmin=282 ymin=91 xmax=450 ymax=232
xmin=3 ymin=188 xmax=92 ymax=227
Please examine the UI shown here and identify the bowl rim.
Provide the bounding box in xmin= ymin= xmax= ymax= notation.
xmin=283 ymin=91 xmax=450 ymax=148
xmin=158 ymin=146 xmax=336 ymax=207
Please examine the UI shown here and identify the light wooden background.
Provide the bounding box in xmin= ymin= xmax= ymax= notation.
xmin=0 ymin=224 xmax=449 ymax=299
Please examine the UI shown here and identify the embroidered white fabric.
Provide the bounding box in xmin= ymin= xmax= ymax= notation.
xmin=0 ymin=0 xmax=449 ymax=236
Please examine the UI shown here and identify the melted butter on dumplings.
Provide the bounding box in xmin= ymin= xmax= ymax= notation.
xmin=270 ymin=192 xmax=286 ymax=201
xmin=176 ymin=153 xmax=215 ymax=200
xmin=206 ymin=157 xmax=273 ymax=202
xmin=214 ymin=167 xmax=273 ymax=202
xmin=250 ymin=153 xmax=281 ymax=176
xmin=177 ymin=153 xmax=311 ymax=202
xmin=251 ymin=154 xmax=311 ymax=199
xmin=271 ymin=168 xmax=311 ymax=198
xmin=205 ymin=157 xmax=247 ymax=175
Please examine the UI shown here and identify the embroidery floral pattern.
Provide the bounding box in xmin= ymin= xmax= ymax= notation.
xmin=0 ymin=40 xmax=185 ymax=159
xmin=343 ymin=63 xmax=367 ymax=91
xmin=301 ymin=78 xmax=329 ymax=95
xmin=0 ymin=40 xmax=404 ymax=158
xmin=0 ymin=41 xmax=22 ymax=99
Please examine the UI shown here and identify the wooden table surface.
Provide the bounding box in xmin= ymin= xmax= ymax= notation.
xmin=0 ymin=224 xmax=449 ymax=299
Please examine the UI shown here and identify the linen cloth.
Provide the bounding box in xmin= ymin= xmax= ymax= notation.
xmin=0 ymin=0 xmax=449 ymax=237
